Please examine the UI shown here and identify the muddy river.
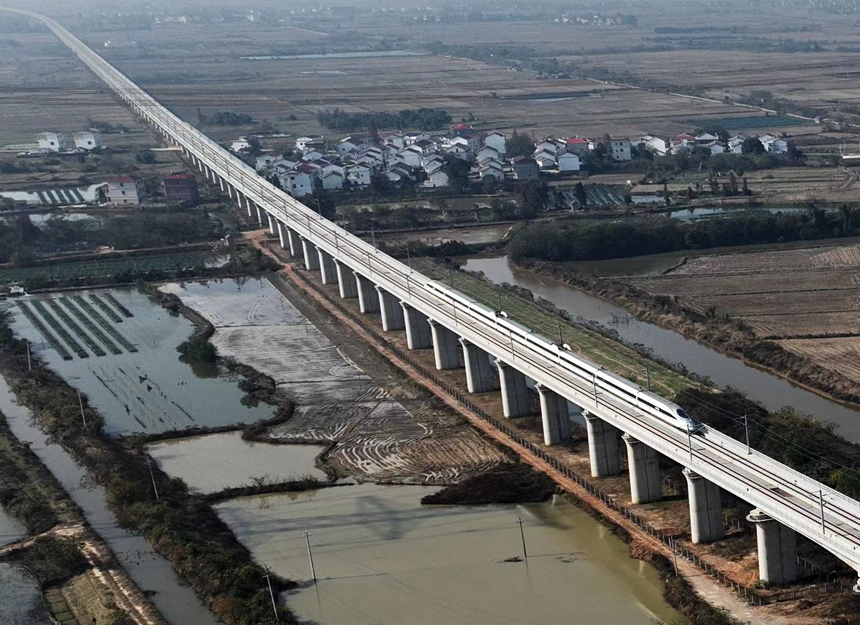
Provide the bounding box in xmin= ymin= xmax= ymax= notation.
xmin=463 ymin=255 xmax=860 ymax=441
xmin=147 ymin=432 xmax=328 ymax=494
xmin=0 ymin=562 xmax=51 ymax=625
xmin=216 ymin=483 xmax=680 ymax=625
xmin=0 ymin=378 xmax=221 ymax=625
xmin=0 ymin=502 xmax=25 ymax=547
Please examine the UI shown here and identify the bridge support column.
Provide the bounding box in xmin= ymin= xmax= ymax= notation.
xmin=684 ymin=468 xmax=723 ymax=544
xmin=287 ymin=227 xmax=303 ymax=259
xmin=317 ymin=249 xmax=337 ymax=285
xmin=355 ymin=273 xmax=380 ymax=313
xmin=335 ymin=261 xmax=358 ymax=298
xmin=497 ymin=360 xmax=530 ymax=417
xmin=301 ymin=238 xmax=320 ymax=271
xmin=276 ymin=221 xmax=287 ymax=249
xmin=623 ymin=434 xmax=662 ymax=504
xmin=401 ymin=303 xmax=432 ymax=349
xmin=584 ymin=411 xmax=621 ymax=478
xmin=536 ymin=383 xmax=570 ymax=445
xmin=376 ymin=287 xmax=405 ymax=331
xmin=428 ymin=320 xmax=461 ymax=370
xmin=459 ymin=338 xmax=497 ymax=393
xmin=218 ymin=176 xmax=225 ymax=192
xmin=747 ymin=510 xmax=797 ymax=585
xmin=227 ymin=183 xmax=235 ymax=201
xmin=249 ymin=202 xmax=262 ymax=225
xmin=266 ymin=212 xmax=276 ymax=235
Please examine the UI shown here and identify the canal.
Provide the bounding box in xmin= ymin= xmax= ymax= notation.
xmin=463 ymin=255 xmax=860 ymax=441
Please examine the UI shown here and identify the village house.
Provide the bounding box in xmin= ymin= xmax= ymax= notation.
xmin=36 ymin=132 xmax=68 ymax=152
xmin=345 ymin=164 xmax=372 ymax=188
xmin=609 ymin=138 xmax=632 ymax=161
xmin=230 ymin=137 xmax=251 ymax=153
xmin=422 ymin=169 xmax=450 ymax=188
xmin=73 ymin=131 xmax=102 ymax=151
xmin=296 ymin=136 xmax=324 ymax=152
xmin=565 ymin=137 xmax=590 ymax=156
xmin=320 ymin=169 xmax=344 ymax=191
xmin=476 ymin=145 xmax=501 ymax=162
xmin=534 ymin=151 xmax=557 ymax=170
xmin=255 ymin=155 xmax=278 ymax=173
xmin=282 ymin=167 xmax=315 ymax=198
xmin=511 ymin=156 xmax=540 ymax=180
xmin=337 ymin=135 xmax=373 ymax=157
xmin=557 ymin=151 xmax=581 ymax=172
xmin=484 ymin=131 xmax=507 ymax=156
xmin=104 ymin=175 xmax=144 ymax=206
xmin=162 ymin=173 xmax=199 ymax=205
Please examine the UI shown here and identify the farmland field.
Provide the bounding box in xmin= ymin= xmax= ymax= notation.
xmin=625 ymin=241 xmax=860 ymax=384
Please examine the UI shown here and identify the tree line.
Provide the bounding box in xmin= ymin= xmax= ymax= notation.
xmin=317 ymin=108 xmax=452 ymax=132
xmin=509 ymin=208 xmax=860 ymax=262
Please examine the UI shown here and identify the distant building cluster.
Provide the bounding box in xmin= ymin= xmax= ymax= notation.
xmin=35 ymin=131 xmax=102 ymax=154
xmin=250 ymin=125 xmax=588 ymax=198
xmin=638 ymin=132 xmax=789 ymax=156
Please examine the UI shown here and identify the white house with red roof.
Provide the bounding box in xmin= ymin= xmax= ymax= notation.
xmin=104 ymin=175 xmax=144 ymax=205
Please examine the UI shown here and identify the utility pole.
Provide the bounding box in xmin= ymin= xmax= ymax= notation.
xmin=448 ymin=268 xmax=454 ymax=287
xmin=498 ymin=292 xmax=503 ymax=313
xmin=406 ymin=246 xmax=412 ymax=273
xmin=557 ymin=321 xmax=563 ymax=346
xmin=146 ymin=456 xmax=160 ymax=501
xmin=25 ymin=339 xmax=31 ymax=372
xmin=744 ymin=414 xmax=751 ymax=455
xmin=304 ymin=531 xmax=317 ymax=582
xmin=517 ymin=517 xmax=528 ymax=559
xmin=264 ymin=566 xmax=279 ymax=620
xmin=645 ymin=366 xmax=651 ymax=391
xmin=687 ymin=426 xmax=693 ymax=462
xmin=77 ymin=391 xmax=87 ymax=428
xmin=819 ymin=491 xmax=826 ymax=534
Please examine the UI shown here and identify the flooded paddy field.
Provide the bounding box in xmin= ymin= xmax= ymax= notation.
xmin=4 ymin=287 xmax=275 ymax=436
xmin=163 ymin=277 xmax=509 ymax=484
xmin=0 ymin=562 xmax=51 ymax=625
xmin=146 ymin=432 xmax=328 ymax=494
xmin=216 ymin=483 xmax=680 ymax=625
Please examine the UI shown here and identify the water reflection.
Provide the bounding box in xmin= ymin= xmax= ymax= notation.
xmin=216 ymin=484 xmax=680 ymax=625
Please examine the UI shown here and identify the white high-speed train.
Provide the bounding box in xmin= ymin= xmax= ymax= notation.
xmin=424 ymin=280 xmax=705 ymax=434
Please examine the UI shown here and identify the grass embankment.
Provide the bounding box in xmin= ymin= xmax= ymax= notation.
xmin=514 ymin=258 xmax=860 ymax=406
xmin=451 ymin=258 xmax=860 ymax=504
xmin=1 ymin=246 xmax=279 ymax=292
xmin=416 ymin=258 xmax=703 ymax=399
xmin=0 ymin=412 xmax=77 ymax=534
xmin=0 ymin=305 xmax=296 ymax=624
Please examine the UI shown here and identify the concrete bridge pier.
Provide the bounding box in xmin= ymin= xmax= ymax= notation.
xmin=684 ymin=468 xmax=724 ymax=544
xmin=218 ymin=176 xmax=225 ymax=192
xmin=428 ymin=319 xmax=461 ymax=370
xmin=266 ymin=212 xmax=276 ymax=235
xmin=354 ymin=273 xmax=380 ymax=314
xmin=376 ymin=287 xmax=405 ymax=331
xmin=335 ymin=261 xmax=358 ymax=298
xmin=252 ymin=202 xmax=264 ymax=225
xmin=747 ymin=509 xmax=797 ymax=584
xmin=287 ymin=227 xmax=303 ymax=260
xmin=226 ymin=183 xmax=235 ymax=201
xmin=497 ymin=360 xmax=530 ymax=417
xmin=623 ymin=434 xmax=663 ymax=504
xmin=276 ymin=221 xmax=287 ymax=250
xmin=401 ymin=303 xmax=432 ymax=349
xmin=584 ymin=411 xmax=621 ymax=477
xmin=317 ymin=249 xmax=338 ymax=285
xmin=459 ymin=338 xmax=497 ymax=393
xmin=301 ymin=238 xmax=320 ymax=271
xmin=536 ymin=383 xmax=570 ymax=445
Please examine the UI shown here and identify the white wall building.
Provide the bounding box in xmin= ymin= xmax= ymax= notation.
xmin=73 ymin=131 xmax=102 ymax=151
xmin=36 ymin=132 xmax=68 ymax=152
xmin=104 ymin=175 xmax=143 ymax=205
xmin=557 ymin=152 xmax=581 ymax=172
xmin=484 ymin=132 xmax=507 ymax=156
xmin=609 ymin=139 xmax=632 ymax=161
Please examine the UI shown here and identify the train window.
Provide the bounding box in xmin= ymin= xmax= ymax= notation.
xmin=676 ymin=409 xmax=690 ymax=419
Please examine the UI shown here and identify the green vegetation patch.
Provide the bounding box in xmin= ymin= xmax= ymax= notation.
xmin=688 ymin=115 xmax=810 ymax=130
